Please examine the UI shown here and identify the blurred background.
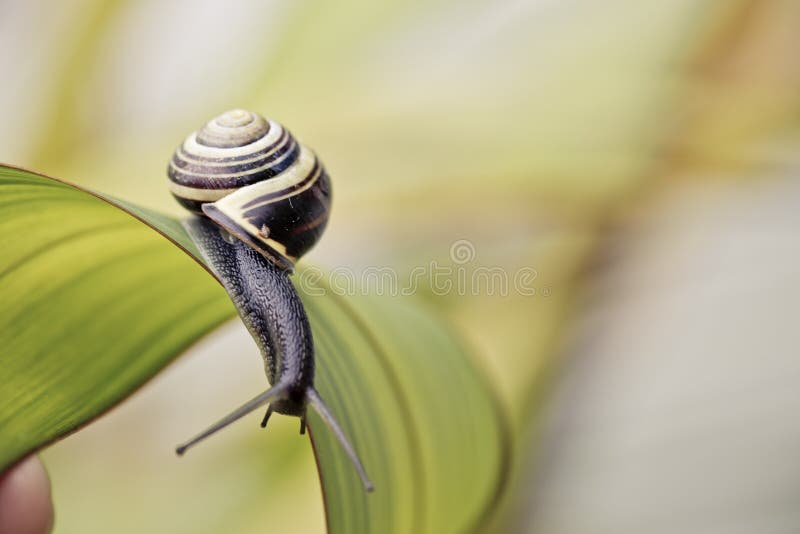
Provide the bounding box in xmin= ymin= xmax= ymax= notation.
xmin=1 ymin=0 xmax=800 ymax=532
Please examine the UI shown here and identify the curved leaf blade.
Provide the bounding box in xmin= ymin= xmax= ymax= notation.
xmin=0 ymin=166 xmax=235 ymax=470
xmin=305 ymin=292 xmax=511 ymax=532
xmin=0 ymin=164 xmax=510 ymax=533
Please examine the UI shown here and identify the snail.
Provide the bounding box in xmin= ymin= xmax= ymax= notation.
xmin=168 ymin=109 xmax=373 ymax=492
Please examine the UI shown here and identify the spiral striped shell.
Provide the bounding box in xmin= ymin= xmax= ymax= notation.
xmin=167 ymin=109 xmax=331 ymax=271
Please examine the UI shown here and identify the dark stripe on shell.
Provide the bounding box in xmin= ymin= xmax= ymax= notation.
xmin=176 ymin=129 xmax=292 ymax=164
xmin=240 ymin=159 xmax=321 ymax=211
xmin=167 ymin=141 xmax=301 ymax=190
xmin=202 ymin=203 xmax=295 ymax=272
xmin=240 ymin=169 xmax=331 ymax=260
xmin=171 ymin=135 xmax=295 ymax=176
xmin=171 ymin=195 xmax=207 ymax=215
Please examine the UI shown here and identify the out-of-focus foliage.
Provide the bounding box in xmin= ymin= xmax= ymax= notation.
xmin=0 ymin=166 xmax=509 ymax=533
xmin=511 ymin=179 xmax=800 ymax=533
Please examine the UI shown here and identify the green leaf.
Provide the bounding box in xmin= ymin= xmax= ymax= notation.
xmin=0 ymin=164 xmax=510 ymax=532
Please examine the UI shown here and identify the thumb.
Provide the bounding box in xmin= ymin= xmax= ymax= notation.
xmin=0 ymin=456 xmax=54 ymax=534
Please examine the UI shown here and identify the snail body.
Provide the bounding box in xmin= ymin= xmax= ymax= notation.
xmin=170 ymin=110 xmax=372 ymax=492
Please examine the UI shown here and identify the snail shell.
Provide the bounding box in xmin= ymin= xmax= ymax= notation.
xmin=167 ymin=109 xmax=331 ymax=271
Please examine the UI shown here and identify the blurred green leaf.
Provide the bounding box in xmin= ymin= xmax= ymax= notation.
xmin=0 ymin=164 xmax=510 ymax=532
